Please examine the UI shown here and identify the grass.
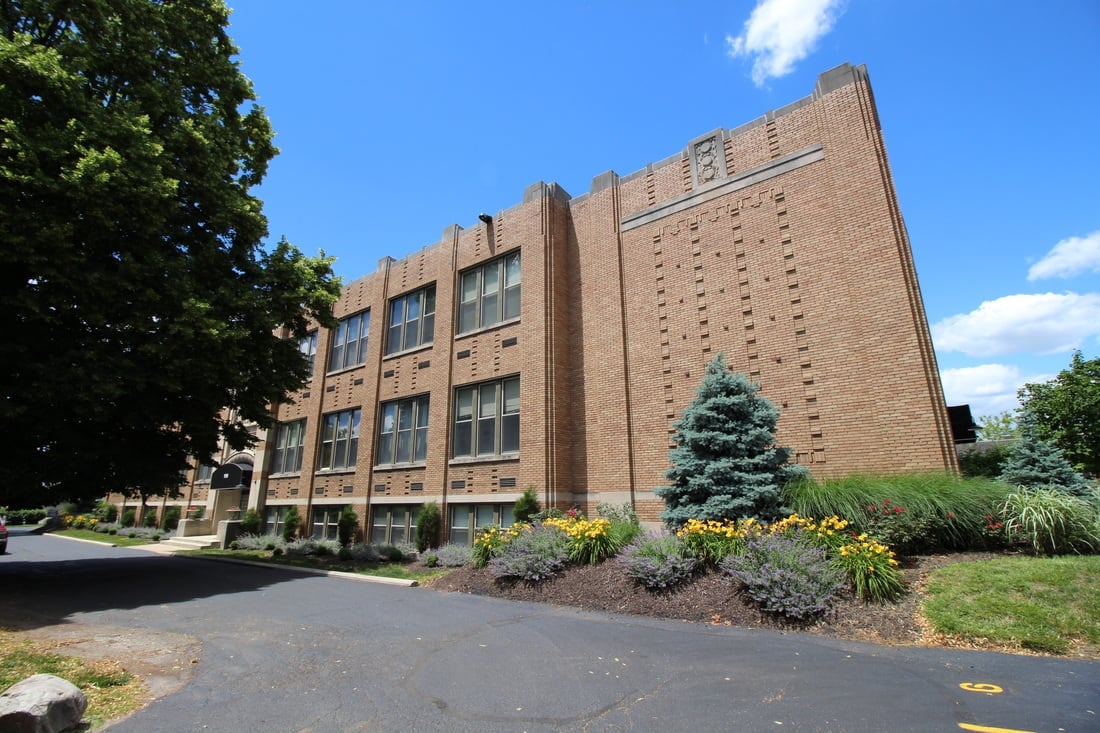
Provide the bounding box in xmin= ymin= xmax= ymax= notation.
xmin=183 ymin=548 xmax=446 ymax=582
xmin=784 ymin=472 xmax=1012 ymax=549
xmin=922 ymin=555 xmax=1100 ymax=655
xmin=0 ymin=630 xmax=147 ymax=728
xmin=55 ymin=528 xmax=153 ymax=547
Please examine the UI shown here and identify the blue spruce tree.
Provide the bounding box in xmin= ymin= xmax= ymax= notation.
xmin=998 ymin=415 xmax=1090 ymax=495
xmin=656 ymin=354 xmax=806 ymax=527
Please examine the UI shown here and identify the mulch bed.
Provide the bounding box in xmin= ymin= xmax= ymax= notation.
xmin=423 ymin=552 xmax=1007 ymax=647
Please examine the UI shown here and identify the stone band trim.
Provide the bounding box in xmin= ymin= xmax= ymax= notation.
xmin=621 ymin=144 xmax=824 ymax=232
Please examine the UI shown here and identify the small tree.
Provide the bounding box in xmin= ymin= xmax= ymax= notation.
xmin=975 ymin=411 xmax=1020 ymax=441
xmin=416 ymin=502 xmax=441 ymax=552
xmin=513 ymin=487 xmax=541 ymax=523
xmin=337 ymin=505 xmax=359 ymax=548
xmin=655 ymin=354 xmax=805 ymax=527
xmin=282 ymin=505 xmax=302 ymax=542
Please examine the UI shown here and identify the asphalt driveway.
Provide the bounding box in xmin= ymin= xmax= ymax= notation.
xmin=2 ymin=533 xmax=1096 ymax=732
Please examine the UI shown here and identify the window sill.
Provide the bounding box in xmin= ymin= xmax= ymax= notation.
xmin=315 ymin=468 xmax=357 ymax=476
xmin=372 ymin=462 xmax=428 ymax=472
xmin=324 ymin=363 xmax=366 ymax=378
xmin=454 ymin=317 xmax=520 ymax=341
xmin=448 ymin=453 xmax=519 ymax=466
xmin=268 ymin=471 xmax=303 ymax=480
xmin=382 ymin=343 xmax=433 ymax=361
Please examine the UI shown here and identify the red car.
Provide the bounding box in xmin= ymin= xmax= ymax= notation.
xmin=0 ymin=517 xmax=7 ymax=554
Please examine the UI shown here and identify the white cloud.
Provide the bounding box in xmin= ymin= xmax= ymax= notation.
xmin=932 ymin=292 xmax=1100 ymax=357
xmin=938 ymin=363 xmax=1052 ymax=418
xmin=726 ymin=0 xmax=845 ymax=87
xmin=1027 ymin=230 xmax=1100 ymax=280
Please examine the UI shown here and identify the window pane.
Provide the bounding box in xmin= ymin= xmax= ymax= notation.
xmin=347 ymin=410 xmax=360 ymax=468
xmin=500 ymin=506 xmax=515 ymax=527
xmin=459 ymin=301 xmax=476 ymax=334
xmin=475 ymin=505 xmax=495 ymax=529
xmin=371 ymin=510 xmax=388 ymax=544
xmin=378 ymin=404 xmax=395 ymax=464
xmin=453 ymin=388 xmax=473 ymax=457
xmin=501 ymin=413 xmax=519 ymax=453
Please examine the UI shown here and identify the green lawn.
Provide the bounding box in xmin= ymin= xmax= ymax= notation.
xmin=923 ymin=555 xmax=1100 ymax=655
xmin=54 ymin=528 xmax=153 ymax=547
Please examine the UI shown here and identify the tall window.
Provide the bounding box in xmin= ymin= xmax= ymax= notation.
xmin=265 ymin=506 xmax=288 ymax=535
xmin=328 ymin=311 xmax=369 ymax=371
xmin=453 ymin=377 xmax=519 ymax=458
xmin=377 ymin=395 xmax=430 ymax=465
xmin=371 ymin=505 xmax=418 ymax=545
xmin=298 ymin=331 xmax=318 ymax=376
xmin=449 ymin=504 xmax=515 ymax=545
xmin=271 ymin=419 xmax=306 ymax=474
xmin=458 ymin=252 xmax=520 ymax=334
xmin=386 ymin=286 xmax=435 ymax=355
xmin=311 ymin=505 xmax=347 ymax=540
xmin=318 ymin=408 xmax=361 ymax=471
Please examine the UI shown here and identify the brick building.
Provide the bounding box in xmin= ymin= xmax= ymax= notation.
xmin=146 ymin=63 xmax=955 ymax=542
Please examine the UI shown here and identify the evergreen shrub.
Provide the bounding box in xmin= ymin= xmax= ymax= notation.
xmin=416 ymin=501 xmax=441 ymax=552
xmin=239 ymin=509 xmax=262 ymax=535
xmin=656 ymin=354 xmax=804 ymax=526
xmin=513 ymin=487 xmax=541 ymax=523
xmin=337 ymin=505 xmax=358 ymax=548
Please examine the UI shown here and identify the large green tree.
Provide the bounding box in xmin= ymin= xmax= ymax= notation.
xmin=656 ymin=354 xmax=806 ymax=526
xmin=0 ymin=0 xmax=341 ymax=506
xmin=1017 ymin=352 xmax=1099 ymax=476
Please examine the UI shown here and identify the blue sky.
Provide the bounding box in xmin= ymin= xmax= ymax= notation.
xmin=226 ymin=0 xmax=1099 ymax=421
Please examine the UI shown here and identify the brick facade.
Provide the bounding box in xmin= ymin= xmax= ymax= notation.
xmin=150 ymin=63 xmax=955 ymax=539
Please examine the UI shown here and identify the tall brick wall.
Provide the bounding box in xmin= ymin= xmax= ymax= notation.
xmin=145 ymin=63 xmax=954 ymax=536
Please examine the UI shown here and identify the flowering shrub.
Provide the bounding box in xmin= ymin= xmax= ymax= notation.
xmin=543 ymin=515 xmax=638 ymax=564
xmin=720 ymin=533 xmax=845 ymax=621
xmin=762 ymin=513 xmax=904 ymax=602
xmin=832 ymin=534 xmax=904 ymax=602
xmin=423 ymin=543 xmax=473 ymax=568
xmin=63 ymin=514 xmax=98 ymax=530
xmin=768 ymin=514 xmax=851 ymax=554
xmin=619 ymin=534 xmax=697 ymax=589
xmin=472 ymin=524 xmax=527 ymax=568
xmin=676 ymin=518 xmax=762 ymax=565
xmin=488 ymin=524 xmax=571 ymax=581
xmin=862 ymin=500 xmax=934 ymax=555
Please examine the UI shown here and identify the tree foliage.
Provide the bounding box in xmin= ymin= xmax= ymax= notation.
xmin=975 ymin=411 xmax=1019 ymax=441
xmin=655 ymin=354 xmax=805 ymax=527
xmin=1017 ymin=352 xmax=1100 ymax=476
xmin=0 ymin=1 xmax=342 ymax=506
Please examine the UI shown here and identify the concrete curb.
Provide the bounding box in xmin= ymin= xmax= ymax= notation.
xmin=44 ymin=531 xmax=420 ymax=587
xmin=44 ymin=532 xmax=119 ymax=548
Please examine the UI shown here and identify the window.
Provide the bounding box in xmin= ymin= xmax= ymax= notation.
xmin=299 ymin=331 xmax=318 ymax=376
xmin=195 ymin=463 xmax=216 ymax=482
xmin=449 ymin=504 xmax=515 ymax=545
xmin=376 ymin=395 xmax=429 ymax=465
xmin=311 ymin=505 xmax=347 ymax=540
xmin=318 ymin=408 xmax=361 ymax=471
xmin=271 ymin=419 xmax=306 ymax=474
xmin=328 ymin=311 xmax=369 ymax=371
xmin=453 ymin=377 xmax=519 ymax=458
xmin=371 ymin=505 xmax=419 ymax=545
xmin=458 ymin=252 xmax=520 ymax=334
xmin=386 ymin=286 xmax=435 ymax=355
xmin=265 ymin=506 xmax=288 ymax=535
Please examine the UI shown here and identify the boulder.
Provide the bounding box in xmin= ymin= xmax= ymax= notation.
xmin=0 ymin=674 xmax=87 ymax=733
